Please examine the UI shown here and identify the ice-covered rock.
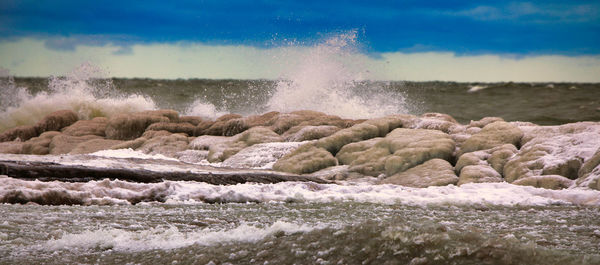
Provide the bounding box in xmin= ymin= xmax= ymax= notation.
xmin=335 ymin=128 xmax=455 ymax=177
xmin=69 ymin=138 xmax=124 ymax=154
xmin=146 ymin=122 xmax=196 ymax=136
xmin=457 ymin=165 xmax=503 ymax=185
xmin=504 ymin=122 xmax=600 ymax=183
xmin=61 ymin=117 xmax=108 ymax=137
xmin=282 ymin=125 xmax=341 ymax=142
xmin=380 ymin=159 xmax=458 ymax=188
xmin=49 ymin=134 xmax=103 ymax=154
xmin=222 ymin=141 xmax=304 ymax=169
xmin=21 ymin=131 xmax=61 ymax=155
xmin=512 ymin=175 xmax=574 ymax=190
xmin=459 ymin=121 xmax=523 ymax=156
xmin=105 ymin=112 xmax=170 ymax=140
xmin=272 ymin=144 xmax=338 ymax=174
xmin=207 ymin=127 xmax=283 ymax=162
xmin=137 ymin=133 xmax=190 ymax=157
xmin=0 ymin=125 xmax=38 ymax=142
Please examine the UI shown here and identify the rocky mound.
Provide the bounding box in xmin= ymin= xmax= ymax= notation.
xmin=1 ymin=109 xmax=599 ymax=191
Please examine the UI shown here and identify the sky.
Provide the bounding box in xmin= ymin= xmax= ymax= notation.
xmin=0 ymin=0 xmax=599 ymax=81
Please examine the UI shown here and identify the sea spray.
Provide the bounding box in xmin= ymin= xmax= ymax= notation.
xmin=182 ymin=32 xmax=410 ymax=120
xmin=0 ymin=63 xmax=156 ymax=132
xmin=267 ymin=31 xmax=408 ymax=119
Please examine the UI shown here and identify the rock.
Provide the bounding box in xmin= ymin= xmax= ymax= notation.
xmin=455 ymin=144 xmax=517 ymax=175
xmin=203 ymin=114 xmax=247 ymax=136
xmin=421 ymin=113 xmax=458 ymax=124
xmin=146 ymin=122 xmax=196 ymax=136
xmin=110 ymin=137 xmax=147 ymax=150
xmin=193 ymin=120 xmax=215 ymax=136
xmin=334 ymin=128 xmax=455 ymax=177
xmin=469 ymin=117 xmax=505 ymax=128
xmin=61 ymin=117 xmax=108 ymax=137
xmin=105 ymin=113 xmax=170 ymax=140
xmin=404 ymin=113 xmax=463 ymax=134
xmin=457 ymin=165 xmax=503 ymax=185
xmin=222 ymin=142 xmax=304 ymax=169
xmin=174 ymin=150 xmax=209 ymax=164
xmin=0 ymin=125 xmax=38 ymax=142
xmin=512 ymin=175 xmax=574 ymax=190
xmin=380 ymin=159 xmax=458 ymax=188
xmin=243 ymin=111 xmax=280 ymax=128
xmin=315 ymin=123 xmax=380 ymax=155
xmin=141 ymin=130 xmax=173 ymax=139
xmin=269 ymin=110 xmax=354 ymax=134
xmin=137 ymin=133 xmax=190 ymax=157
xmin=207 ymin=127 xmax=283 ymax=162
xmin=49 ymin=134 xmax=103 ymax=155
xmin=459 ymin=121 xmax=523 ymax=156
xmin=504 ymin=122 xmax=600 ymax=182
xmin=335 ymin=138 xmax=382 ymax=165
xmin=268 ymin=111 xmax=326 ymax=134
xmin=282 ymin=125 xmax=341 ymax=142
xmin=487 ymin=144 xmax=518 ymax=175
xmin=455 ymin=151 xmax=489 ymax=173
xmin=21 ymin=131 xmax=61 ymax=155
xmin=576 ymin=148 xmax=600 ymax=190
xmin=69 ymin=139 xmax=124 ymax=154
xmin=315 ymin=115 xmax=406 ymax=155
xmin=189 ymin=135 xmax=231 ymax=150
xmin=139 ymin=109 xmax=179 ymax=122
xmin=34 ymin=110 xmax=79 ymax=133
xmin=578 ymin=148 xmax=600 ymax=178
xmin=308 ymin=165 xmax=353 ymax=181
xmin=0 ymin=141 xmax=24 ymax=154
xmin=272 ymin=144 xmax=338 ymax=174
xmin=577 ymin=166 xmax=600 ymax=190
xmin=179 ymin=116 xmax=204 ymax=126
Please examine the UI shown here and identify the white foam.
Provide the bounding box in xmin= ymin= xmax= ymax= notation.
xmin=467 ymin=85 xmax=488 ymax=93
xmin=45 ymin=221 xmax=318 ymax=251
xmin=184 ymin=99 xmax=228 ymax=121
xmin=266 ymin=31 xmax=407 ymax=119
xmin=0 ymin=63 xmax=156 ymax=132
xmin=2 ymin=175 xmax=598 ymax=206
xmin=90 ymin=148 xmax=178 ymax=161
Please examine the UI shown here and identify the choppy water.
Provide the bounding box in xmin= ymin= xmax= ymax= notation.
xmin=6 ymin=77 xmax=600 ymax=126
xmin=1 ymin=203 xmax=599 ymax=265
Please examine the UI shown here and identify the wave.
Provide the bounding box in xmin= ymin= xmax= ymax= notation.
xmin=0 ymin=63 xmax=156 ymax=132
xmin=44 ymin=221 xmax=318 ymax=252
xmin=266 ymin=31 xmax=408 ymax=119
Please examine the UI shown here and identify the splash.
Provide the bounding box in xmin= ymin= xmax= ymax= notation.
xmin=0 ymin=63 xmax=156 ymax=132
xmin=184 ymin=99 xmax=228 ymax=120
xmin=267 ymin=31 xmax=407 ymax=119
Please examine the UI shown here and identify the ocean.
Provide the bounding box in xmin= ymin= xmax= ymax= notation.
xmin=1 ymin=36 xmax=600 ymax=264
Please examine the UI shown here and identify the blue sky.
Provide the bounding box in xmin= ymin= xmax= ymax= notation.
xmin=1 ymin=1 xmax=599 ymax=81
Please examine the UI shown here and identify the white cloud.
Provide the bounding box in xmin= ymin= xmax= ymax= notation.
xmin=0 ymin=38 xmax=599 ymax=82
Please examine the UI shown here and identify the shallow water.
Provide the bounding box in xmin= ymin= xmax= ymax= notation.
xmin=1 ymin=202 xmax=599 ymax=264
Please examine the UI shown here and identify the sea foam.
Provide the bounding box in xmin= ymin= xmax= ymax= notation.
xmin=45 ymin=221 xmax=318 ymax=252
xmin=0 ymin=63 xmax=156 ymax=132
xmin=2 ymin=175 xmax=599 ymax=206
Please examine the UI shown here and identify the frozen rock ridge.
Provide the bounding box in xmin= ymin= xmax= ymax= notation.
xmin=1 ymin=109 xmax=600 ymax=191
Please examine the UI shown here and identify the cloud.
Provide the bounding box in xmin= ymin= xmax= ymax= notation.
xmin=1 ymin=38 xmax=599 ymax=82
xmin=451 ymin=2 xmax=600 ymax=23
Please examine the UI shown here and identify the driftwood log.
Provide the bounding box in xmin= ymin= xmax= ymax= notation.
xmin=0 ymin=160 xmax=329 ymax=184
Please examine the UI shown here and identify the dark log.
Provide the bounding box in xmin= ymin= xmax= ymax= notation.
xmin=0 ymin=160 xmax=329 ymax=185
